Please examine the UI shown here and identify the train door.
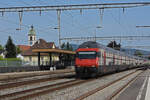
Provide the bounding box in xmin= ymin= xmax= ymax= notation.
xmin=100 ymin=49 xmax=107 ymax=73
xmin=120 ymin=56 xmax=122 ymax=65
xmin=113 ymin=54 xmax=115 ymax=65
xmin=100 ymin=50 xmax=104 ymax=65
xmin=104 ymin=51 xmax=106 ymax=66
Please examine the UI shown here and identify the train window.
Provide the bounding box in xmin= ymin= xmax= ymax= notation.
xmin=97 ymin=52 xmax=101 ymax=57
xmin=77 ymin=51 xmax=97 ymax=59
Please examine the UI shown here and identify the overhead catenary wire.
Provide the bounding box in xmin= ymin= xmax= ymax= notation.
xmin=0 ymin=0 xmax=149 ymax=47
xmin=51 ymin=0 xmax=97 ymax=37
xmin=0 ymin=15 xmax=58 ymax=38
xmin=0 ymin=2 xmax=149 ymax=12
xmin=0 ymin=1 xmax=147 ymax=39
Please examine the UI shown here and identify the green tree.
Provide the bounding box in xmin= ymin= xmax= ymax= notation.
xmin=61 ymin=42 xmax=73 ymax=51
xmin=61 ymin=43 xmax=66 ymax=50
xmin=0 ymin=44 xmax=3 ymax=51
xmin=134 ymin=50 xmax=143 ymax=57
xmin=60 ymin=42 xmax=74 ymax=66
xmin=107 ymin=41 xmax=121 ymax=50
xmin=16 ymin=46 xmax=22 ymax=54
xmin=5 ymin=36 xmax=17 ymax=58
xmin=66 ymin=42 xmax=73 ymax=51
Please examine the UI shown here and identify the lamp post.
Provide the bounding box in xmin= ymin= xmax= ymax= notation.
xmin=50 ymin=27 xmax=60 ymax=47
xmin=57 ymin=10 xmax=61 ymax=49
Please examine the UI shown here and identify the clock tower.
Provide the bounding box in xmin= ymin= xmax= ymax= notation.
xmin=28 ymin=25 xmax=36 ymax=46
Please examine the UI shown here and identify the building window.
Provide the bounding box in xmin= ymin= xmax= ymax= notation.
xmin=30 ymin=36 xmax=32 ymax=41
xmin=41 ymin=57 xmax=44 ymax=61
xmin=29 ymin=57 xmax=32 ymax=61
xmin=41 ymin=57 xmax=44 ymax=65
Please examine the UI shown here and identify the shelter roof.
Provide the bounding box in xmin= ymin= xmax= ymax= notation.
xmin=22 ymin=49 xmax=48 ymax=56
xmin=31 ymin=38 xmax=75 ymax=54
xmin=32 ymin=48 xmax=76 ymax=54
xmin=22 ymin=38 xmax=57 ymax=56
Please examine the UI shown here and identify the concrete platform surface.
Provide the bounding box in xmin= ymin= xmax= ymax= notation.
xmin=0 ymin=68 xmax=74 ymax=80
xmin=117 ymin=69 xmax=150 ymax=100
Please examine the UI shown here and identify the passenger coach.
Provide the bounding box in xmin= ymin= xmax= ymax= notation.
xmin=75 ymin=41 xmax=148 ymax=77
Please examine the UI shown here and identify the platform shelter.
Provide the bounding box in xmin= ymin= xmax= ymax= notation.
xmin=32 ymin=48 xmax=76 ymax=67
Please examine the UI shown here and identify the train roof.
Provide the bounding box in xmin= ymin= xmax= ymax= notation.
xmin=78 ymin=41 xmax=146 ymax=60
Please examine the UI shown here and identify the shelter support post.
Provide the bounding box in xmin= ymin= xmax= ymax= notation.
xmin=49 ymin=53 xmax=52 ymax=67
xmin=38 ymin=52 xmax=40 ymax=66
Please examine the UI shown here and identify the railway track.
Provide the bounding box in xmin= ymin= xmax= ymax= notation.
xmin=75 ymin=69 xmax=144 ymax=100
xmin=0 ymin=70 xmax=75 ymax=100
xmin=0 ymin=72 xmax=75 ymax=90
xmin=0 ymin=69 xmax=143 ymax=100
xmin=0 ymin=79 xmax=78 ymax=100
xmin=0 ymin=78 xmax=94 ymax=100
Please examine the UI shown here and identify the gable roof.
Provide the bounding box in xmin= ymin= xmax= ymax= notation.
xmin=31 ymin=39 xmax=56 ymax=49
xmin=18 ymin=45 xmax=31 ymax=52
xmin=22 ymin=39 xmax=56 ymax=56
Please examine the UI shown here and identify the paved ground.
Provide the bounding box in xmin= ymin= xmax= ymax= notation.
xmin=117 ymin=69 xmax=150 ymax=100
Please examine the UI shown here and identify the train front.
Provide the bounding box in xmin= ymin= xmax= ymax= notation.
xmin=75 ymin=48 xmax=100 ymax=77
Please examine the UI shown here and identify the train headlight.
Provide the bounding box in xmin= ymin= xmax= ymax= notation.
xmin=92 ymin=65 xmax=95 ymax=67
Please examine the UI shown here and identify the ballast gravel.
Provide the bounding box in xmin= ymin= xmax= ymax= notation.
xmin=31 ymin=70 xmax=139 ymax=100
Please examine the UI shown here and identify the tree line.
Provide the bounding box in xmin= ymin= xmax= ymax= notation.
xmin=107 ymin=40 xmax=145 ymax=57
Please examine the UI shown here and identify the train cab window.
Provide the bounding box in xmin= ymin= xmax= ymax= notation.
xmin=77 ymin=51 xmax=97 ymax=59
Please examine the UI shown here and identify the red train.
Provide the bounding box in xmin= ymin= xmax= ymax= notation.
xmin=75 ymin=41 xmax=148 ymax=77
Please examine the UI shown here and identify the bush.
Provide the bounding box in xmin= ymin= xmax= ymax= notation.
xmin=0 ymin=58 xmax=22 ymax=67
xmin=0 ymin=57 xmax=21 ymax=61
xmin=0 ymin=56 xmax=3 ymax=60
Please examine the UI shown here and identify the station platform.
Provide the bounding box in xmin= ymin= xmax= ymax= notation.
xmin=0 ymin=68 xmax=74 ymax=80
xmin=117 ymin=69 xmax=150 ymax=100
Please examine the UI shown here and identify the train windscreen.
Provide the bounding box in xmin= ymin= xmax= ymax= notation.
xmin=77 ymin=51 xmax=97 ymax=59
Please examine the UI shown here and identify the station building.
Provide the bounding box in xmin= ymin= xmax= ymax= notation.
xmin=18 ymin=25 xmax=75 ymax=69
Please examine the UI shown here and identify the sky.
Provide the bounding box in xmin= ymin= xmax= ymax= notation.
xmin=0 ymin=0 xmax=150 ymax=51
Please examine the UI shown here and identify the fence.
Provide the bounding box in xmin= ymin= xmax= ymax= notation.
xmin=0 ymin=60 xmax=23 ymax=67
xmin=0 ymin=60 xmax=75 ymax=73
xmin=0 ymin=60 xmax=40 ymax=73
xmin=0 ymin=60 xmax=42 ymax=67
xmin=0 ymin=60 xmax=75 ymax=67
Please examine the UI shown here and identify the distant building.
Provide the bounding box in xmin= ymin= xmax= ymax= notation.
xmin=17 ymin=45 xmax=30 ymax=60
xmin=21 ymin=39 xmax=59 ymax=66
xmin=0 ymin=50 xmax=4 ymax=58
xmin=17 ymin=25 xmax=59 ymax=66
xmin=17 ymin=25 xmax=60 ymax=66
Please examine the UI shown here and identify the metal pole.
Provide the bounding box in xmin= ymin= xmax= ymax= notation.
xmin=57 ymin=10 xmax=61 ymax=48
xmin=94 ymin=29 xmax=96 ymax=42
xmin=49 ymin=53 xmax=52 ymax=67
xmin=38 ymin=52 xmax=40 ymax=66
xmin=18 ymin=11 xmax=23 ymax=30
